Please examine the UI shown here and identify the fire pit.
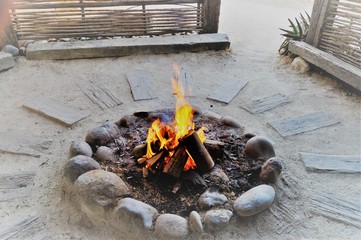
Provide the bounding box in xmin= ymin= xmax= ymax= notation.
xmin=62 ymin=66 xmax=282 ymax=238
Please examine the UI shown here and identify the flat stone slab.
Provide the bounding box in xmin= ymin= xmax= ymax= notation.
xmin=241 ymin=93 xmax=292 ymax=114
xmin=300 ymin=152 xmax=361 ymax=173
xmin=26 ymin=33 xmax=231 ymax=60
xmin=78 ymin=81 xmax=123 ymax=109
xmin=0 ymin=214 xmax=48 ymax=239
xmin=268 ymin=112 xmax=340 ymax=137
xmin=0 ymin=131 xmax=52 ymax=157
xmin=0 ymin=52 xmax=15 ymax=72
xmin=23 ymin=96 xmax=90 ymax=126
xmin=126 ymin=71 xmax=158 ymax=101
xmin=310 ymin=192 xmax=361 ymax=228
xmin=0 ymin=171 xmax=36 ymax=202
xmin=207 ymin=77 xmax=248 ymax=104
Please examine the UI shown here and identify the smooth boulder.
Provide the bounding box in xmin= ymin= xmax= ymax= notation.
xmin=63 ymin=155 xmax=100 ymax=184
xmin=155 ymin=214 xmax=189 ymax=239
xmin=234 ymin=184 xmax=275 ymax=217
xmin=198 ymin=189 xmax=228 ymax=210
xmin=244 ymin=136 xmax=275 ymax=160
xmin=204 ymin=209 xmax=233 ymax=232
xmin=75 ymin=170 xmax=130 ymax=218
xmin=112 ymin=198 xmax=158 ymax=231
xmin=68 ymin=140 xmax=93 ymax=158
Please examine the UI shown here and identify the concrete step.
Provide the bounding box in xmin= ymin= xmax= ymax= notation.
xmin=26 ymin=33 xmax=230 ymax=60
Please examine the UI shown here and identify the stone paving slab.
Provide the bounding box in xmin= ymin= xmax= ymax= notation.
xmin=268 ymin=112 xmax=340 ymax=137
xmin=26 ymin=33 xmax=230 ymax=60
xmin=300 ymin=152 xmax=361 ymax=173
xmin=241 ymin=93 xmax=292 ymax=114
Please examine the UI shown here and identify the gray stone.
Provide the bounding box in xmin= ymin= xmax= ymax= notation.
xmin=63 ymin=155 xmax=100 ymax=184
xmin=220 ymin=116 xmax=242 ymax=128
xmin=234 ymin=184 xmax=275 ymax=217
xmin=259 ymin=157 xmax=283 ymax=184
xmin=198 ymin=189 xmax=228 ymax=210
xmin=68 ymin=140 xmax=93 ymax=158
xmin=0 ymin=52 xmax=15 ymax=72
xmin=1 ymin=45 xmax=19 ymax=56
xmin=155 ymin=214 xmax=189 ymax=239
xmin=204 ymin=209 xmax=233 ymax=232
xmin=206 ymin=167 xmax=230 ymax=183
xmin=85 ymin=123 xmax=119 ymax=147
xmin=112 ymin=198 xmax=158 ymax=231
xmin=74 ymin=170 xmax=130 ymax=218
xmin=96 ymin=146 xmax=115 ymax=162
xmin=189 ymin=211 xmax=203 ymax=235
xmin=85 ymin=126 xmax=111 ymax=147
xmin=244 ymin=136 xmax=275 ymax=160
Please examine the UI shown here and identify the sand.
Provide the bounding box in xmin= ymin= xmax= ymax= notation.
xmin=0 ymin=0 xmax=360 ymax=239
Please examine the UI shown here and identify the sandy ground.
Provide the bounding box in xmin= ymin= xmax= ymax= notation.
xmin=0 ymin=0 xmax=360 ymax=239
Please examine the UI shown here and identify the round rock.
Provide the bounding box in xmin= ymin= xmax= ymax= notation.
xmin=259 ymin=157 xmax=283 ymax=184
xmin=189 ymin=211 xmax=203 ymax=235
xmin=220 ymin=116 xmax=242 ymax=128
xmin=198 ymin=189 xmax=228 ymax=210
xmin=96 ymin=146 xmax=115 ymax=162
xmin=291 ymin=56 xmax=310 ymax=74
xmin=207 ymin=167 xmax=230 ymax=183
xmin=155 ymin=214 xmax=189 ymax=239
xmin=68 ymin=140 xmax=93 ymax=158
xmin=112 ymin=197 xmax=158 ymax=231
xmin=85 ymin=126 xmax=112 ymax=147
xmin=244 ymin=136 xmax=275 ymax=160
xmin=75 ymin=170 xmax=130 ymax=217
xmin=234 ymin=184 xmax=275 ymax=217
xmin=63 ymin=155 xmax=100 ymax=184
xmin=204 ymin=209 xmax=233 ymax=232
xmin=1 ymin=45 xmax=19 ymax=56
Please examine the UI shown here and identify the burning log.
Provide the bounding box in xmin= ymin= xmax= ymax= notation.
xmin=163 ymin=145 xmax=189 ymax=178
xmin=181 ymin=131 xmax=214 ymax=174
xmin=145 ymin=151 xmax=164 ymax=169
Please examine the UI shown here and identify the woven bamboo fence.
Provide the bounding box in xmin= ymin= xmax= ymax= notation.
xmin=306 ymin=0 xmax=361 ymax=68
xmin=7 ymin=0 xmax=220 ymax=40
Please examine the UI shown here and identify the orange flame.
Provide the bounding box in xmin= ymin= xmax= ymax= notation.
xmin=145 ymin=64 xmax=205 ymax=171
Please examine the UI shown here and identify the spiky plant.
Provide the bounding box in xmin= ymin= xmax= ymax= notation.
xmin=279 ymin=12 xmax=311 ymax=56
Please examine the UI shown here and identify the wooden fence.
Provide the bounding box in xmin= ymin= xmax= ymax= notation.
xmin=5 ymin=0 xmax=220 ymax=41
xmin=306 ymin=0 xmax=361 ymax=68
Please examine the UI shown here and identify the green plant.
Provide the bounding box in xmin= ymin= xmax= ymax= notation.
xmin=279 ymin=12 xmax=311 ymax=56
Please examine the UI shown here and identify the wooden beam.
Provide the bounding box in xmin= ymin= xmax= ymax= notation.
xmin=289 ymin=41 xmax=361 ymax=92
xmin=202 ymin=0 xmax=221 ymax=33
xmin=305 ymin=0 xmax=332 ymax=47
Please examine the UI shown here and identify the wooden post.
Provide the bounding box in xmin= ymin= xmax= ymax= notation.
xmin=0 ymin=0 xmax=18 ymax=48
xmin=305 ymin=0 xmax=332 ymax=47
xmin=181 ymin=131 xmax=214 ymax=173
xmin=202 ymin=0 xmax=221 ymax=33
